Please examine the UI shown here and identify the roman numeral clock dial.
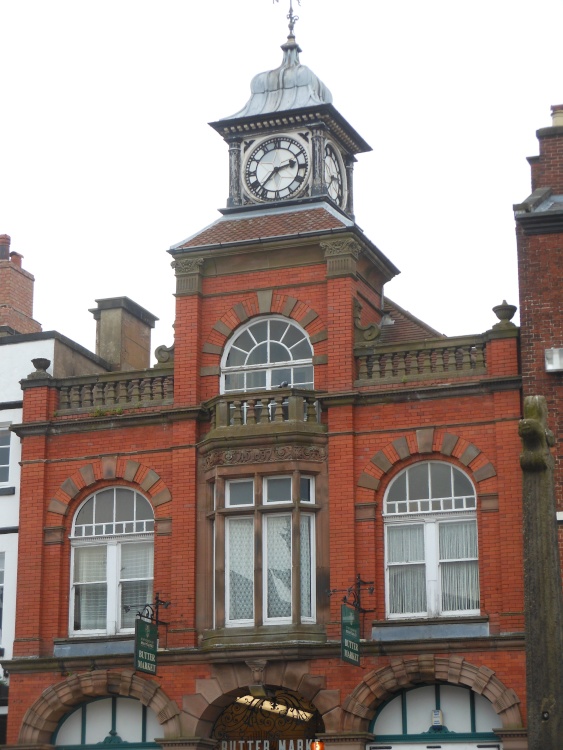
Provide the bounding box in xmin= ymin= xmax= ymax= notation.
xmin=324 ymin=143 xmax=344 ymax=206
xmin=244 ymin=136 xmax=309 ymax=201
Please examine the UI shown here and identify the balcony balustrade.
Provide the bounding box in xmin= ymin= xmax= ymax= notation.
xmin=208 ymin=389 xmax=322 ymax=430
xmin=355 ymin=336 xmax=487 ymax=385
xmin=56 ymin=370 xmax=174 ymax=413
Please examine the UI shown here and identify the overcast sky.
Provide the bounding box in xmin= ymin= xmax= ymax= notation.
xmin=1 ymin=0 xmax=562 ymax=359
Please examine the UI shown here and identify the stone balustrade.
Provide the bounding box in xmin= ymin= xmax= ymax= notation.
xmin=355 ymin=336 xmax=487 ymax=384
xmin=209 ymin=389 xmax=321 ymax=429
xmin=57 ymin=370 xmax=174 ymax=412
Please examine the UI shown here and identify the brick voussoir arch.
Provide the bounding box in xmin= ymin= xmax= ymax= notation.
xmin=19 ymin=669 xmax=181 ymax=744
xmin=341 ymin=655 xmax=523 ymax=732
xmin=47 ymin=457 xmax=172 ymax=518
xmin=357 ymin=427 xmax=497 ymax=493
xmin=203 ymin=290 xmax=326 ymax=360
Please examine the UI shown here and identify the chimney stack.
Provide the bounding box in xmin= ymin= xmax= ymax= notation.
xmin=0 ymin=235 xmax=42 ymax=335
xmin=90 ymin=297 xmax=158 ymax=371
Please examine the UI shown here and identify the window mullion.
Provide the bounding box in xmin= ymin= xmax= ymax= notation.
xmin=254 ymin=475 xmax=263 ymax=626
xmin=425 ymin=521 xmax=438 ymax=617
xmin=291 ymin=471 xmax=300 ymax=624
xmin=107 ymin=542 xmax=118 ymax=635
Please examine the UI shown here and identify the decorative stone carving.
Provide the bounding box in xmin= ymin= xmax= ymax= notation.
xmin=519 ymin=395 xmax=563 ymax=746
xmin=246 ymin=660 xmax=267 ymax=684
xmin=519 ymin=395 xmax=555 ymax=471
xmin=322 ymin=239 xmax=361 ymax=278
xmin=491 ymin=299 xmax=517 ymax=329
xmin=155 ymin=344 xmax=175 ymax=365
xmin=321 ymin=239 xmax=361 ymax=259
xmin=353 ymin=298 xmax=381 ymax=342
xmin=27 ymin=357 xmax=52 ymax=379
xmin=203 ymin=444 xmax=327 ymax=470
xmin=171 ymin=257 xmax=204 ymax=275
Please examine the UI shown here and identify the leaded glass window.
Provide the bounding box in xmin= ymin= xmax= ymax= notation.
xmin=221 ymin=475 xmax=316 ymax=627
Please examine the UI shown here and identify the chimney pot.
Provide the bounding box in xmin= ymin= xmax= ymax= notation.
xmin=9 ymin=251 xmax=23 ymax=268
xmin=551 ymin=104 xmax=563 ymax=127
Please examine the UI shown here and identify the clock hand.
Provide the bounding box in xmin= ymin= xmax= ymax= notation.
xmin=263 ymin=159 xmax=297 ymax=187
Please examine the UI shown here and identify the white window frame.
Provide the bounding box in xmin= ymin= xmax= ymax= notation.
xmin=384 ymin=462 xmax=479 ymax=620
xmin=69 ymin=488 xmax=154 ymax=637
xmin=220 ymin=316 xmax=314 ymax=394
xmin=222 ymin=474 xmax=316 ymax=628
xmin=0 ymin=426 xmax=11 ymax=485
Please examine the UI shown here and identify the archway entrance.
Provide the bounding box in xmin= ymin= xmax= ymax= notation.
xmin=211 ymin=688 xmax=324 ymax=750
xmin=369 ymin=684 xmax=502 ymax=749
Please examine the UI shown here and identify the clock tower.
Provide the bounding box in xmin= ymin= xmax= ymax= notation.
xmin=209 ymin=5 xmax=370 ymax=217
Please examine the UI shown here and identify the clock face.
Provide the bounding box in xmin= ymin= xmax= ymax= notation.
xmin=324 ymin=143 xmax=344 ymax=206
xmin=245 ymin=136 xmax=309 ymax=202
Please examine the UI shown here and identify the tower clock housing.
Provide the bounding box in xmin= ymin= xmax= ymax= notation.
xmin=209 ymin=27 xmax=370 ymax=218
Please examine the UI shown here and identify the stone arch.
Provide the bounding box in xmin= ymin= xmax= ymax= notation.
xmin=202 ymin=290 xmax=327 ymax=367
xmin=182 ymin=660 xmax=341 ymax=738
xmin=18 ymin=669 xmax=181 ymax=745
xmin=357 ymin=427 xmax=497 ymax=494
xmin=47 ymin=456 xmax=172 ymax=518
xmin=341 ymin=655 xmax=523 ymax=732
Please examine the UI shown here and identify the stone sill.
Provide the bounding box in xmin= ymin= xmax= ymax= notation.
xmin=53 ymin=635 xmax=135 ymax=658
xmin=371 ymin=616 xmax=489 ymax=642
xmin=201 ymin=623 xmax=326 ymax=649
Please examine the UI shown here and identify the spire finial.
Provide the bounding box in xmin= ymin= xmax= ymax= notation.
xmin=273 ymin=0 xmax=301 ymax=38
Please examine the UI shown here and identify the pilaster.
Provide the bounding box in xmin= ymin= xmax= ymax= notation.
xmin=172 ymin=257 xmax=204 ymax=405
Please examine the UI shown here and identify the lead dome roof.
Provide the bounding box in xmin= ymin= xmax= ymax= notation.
xmin=222 ymin=32 xmax=332 ymax=120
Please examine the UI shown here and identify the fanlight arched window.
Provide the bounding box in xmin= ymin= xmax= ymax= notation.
xmin=221 ymin=317 xmax=313 ymax=393
xmin=70 ymin=488 xmax=154 ymax=635
xmin=53 ymin=697 xmax=160 ymax=748
xmin=371 ymin=684 xmax=500 ymax=745
xmin=384 ymin=462 xmax=479 ymax=619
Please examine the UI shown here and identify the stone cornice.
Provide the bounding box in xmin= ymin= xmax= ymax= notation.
xmin=2 ymin=634 xmax=525 ymax=674
xmin=322 ymin=376 xmax=522 ymax=408
xmin=11 ymin=405 xmax=206 ymax=438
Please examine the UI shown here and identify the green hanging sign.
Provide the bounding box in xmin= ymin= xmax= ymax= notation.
xmin=341 ymin=604 xmax=360 ymax=665
xmin=135 ymin=618 xmax=158 ymax=674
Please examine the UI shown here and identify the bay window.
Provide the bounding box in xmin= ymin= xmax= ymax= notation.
xmin=384 ymin=462 xmax=479 ymax=619
xmin=218 ymin=474 xmax=316 ymax=627
xmin=70 ymin=487 xmax=154 ymax=635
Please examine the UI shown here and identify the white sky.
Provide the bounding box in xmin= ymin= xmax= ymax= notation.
xmin=1 ymin=0 xmax=562 ymax=359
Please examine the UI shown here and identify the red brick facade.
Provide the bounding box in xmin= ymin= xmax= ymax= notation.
xmin=2 ymin=214 xmax=528 ymax=749
xmin=5 ymin=35 xmax=556 ymax=750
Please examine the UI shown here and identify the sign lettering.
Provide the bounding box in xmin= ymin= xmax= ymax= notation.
xmin=135 ymin=619 xmax=158 ymax=674
xmin=341 ymin=604 xmax=361 ymax=665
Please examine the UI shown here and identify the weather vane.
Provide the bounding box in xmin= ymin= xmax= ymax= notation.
xmin=273 ymin=0 xmax=301 ymax=36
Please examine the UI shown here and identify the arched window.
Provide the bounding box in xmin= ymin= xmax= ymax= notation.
xmin=70 ymin=488 xmax=154 ymax=636
xmin=53 ymin=697 xmax=160 ymax=748
xmin=371 ymin=684 xmax=500 ymax=746
xmin=221 ymin=317 xmax=314 ymax=393
xmin=384 ymin=462 xmax=479 ymax=619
